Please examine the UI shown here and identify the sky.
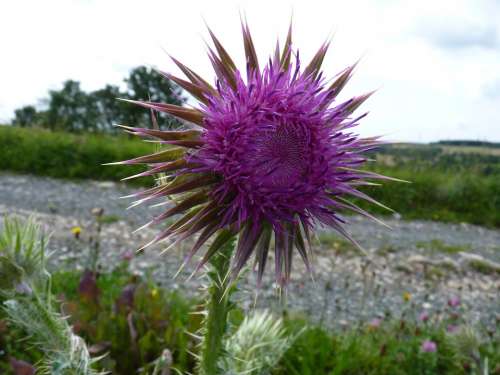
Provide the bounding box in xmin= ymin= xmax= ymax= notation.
xmin=1 ymin=0 xmax=499 ymax=142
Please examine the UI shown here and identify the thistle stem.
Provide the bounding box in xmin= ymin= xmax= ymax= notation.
xmin=199 ymin=236 xmax=236 ymax=375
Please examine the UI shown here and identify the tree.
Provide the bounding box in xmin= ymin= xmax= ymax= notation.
xmin=124 ymin=66 xmax=186 ymax=129
xmin=10 ymin=66 xmax=187 ymax=132
xmin=46 ymin=80 xmax=99 ymax=132
xmin=12 ymin=105 xmax=38 ymax=127
xmin=90 ymin=84 xmax=128 ymax=132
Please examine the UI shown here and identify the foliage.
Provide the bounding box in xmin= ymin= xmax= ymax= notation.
xmin=415 ymin=239 xmax=470 ymax=254
xmin=220 ymin=310 xmax=294 ymax=375
xmin=0 ymin=217 xmax=98 ymax=375
xmin=10 ymin=66 xmax=186 ymax=133
xmin=434 ymin=140 xmax=500 ymax=148
xmin=2 ymin=259 xmax=498 ymax=374
xmin=13 ymin=105 xmax=40 ymax=127
xmin=274 ymin=319 xmax=499 ymax=375
xmin=361 ymin=168 xmax=499 ymax=227
xmin=0 ymin=216 xmax=497 ymax=374
xmin=45 ymin=80 xmax=100 ymax=133
xmin=0 ymin=126 xmax=152 ymax=184
xmin=1 ymin=127 xmax=499 ymax=228
xmin=54 ymin=265 xmax=199 ymax=374
xmin=0 ymin=261 xmax=200 ymax=374
xmin=0 ymin=216 xmax=48 ymax=292
xmin=356 ymin=144 xmax=500 ymax=227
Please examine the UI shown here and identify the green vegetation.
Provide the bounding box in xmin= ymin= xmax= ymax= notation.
xmin=1 ymin=216 xmax=498 ymax=374
xmin=315 ymin=233 xmax=358 ymax=255
xmin=416 ymin=239 xmax=471 ymax=254
xmin=358 ymin=143 xmax=500 ymax=227
xmin=0 ymin=126 xmax=152 ymax=184
xmin=97 ymin=214 xmax=121 ymax=224
xmin=11 ymin=66 xmax=185 ymax=133
xmin=1 ymin=263 xmax=498 ymax=374
xmin=468 ymin=259 xmax=500 ymax=275
xmin=1 ymin=127 xmax=499 ymax=227
xmin=277 ymin=319 xmax=499 ymax=375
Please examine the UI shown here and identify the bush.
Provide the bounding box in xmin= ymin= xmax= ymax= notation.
xmin=360 ymin=168 xmax=500 ymax=227
xmin=0 ymin=126 xmax=152 ymax=184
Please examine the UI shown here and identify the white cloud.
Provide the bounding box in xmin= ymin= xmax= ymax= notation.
xmin=0 ymin=0 xmax=499 ymax=141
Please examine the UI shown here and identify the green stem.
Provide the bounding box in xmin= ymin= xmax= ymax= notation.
xmin=199 ymin=236 xmax=236 ymax=375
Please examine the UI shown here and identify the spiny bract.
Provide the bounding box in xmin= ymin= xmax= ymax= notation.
xmin=112 ymin=20 xmax=391 ymax=286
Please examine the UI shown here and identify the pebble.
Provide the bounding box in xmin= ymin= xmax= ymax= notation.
xmin=0 ymin=172 xmax=499 ymax=329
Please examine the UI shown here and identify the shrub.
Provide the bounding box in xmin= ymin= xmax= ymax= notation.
xmin=0 ymin=126 xmax=152 ymax=184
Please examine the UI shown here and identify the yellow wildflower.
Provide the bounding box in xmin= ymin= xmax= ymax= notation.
xmin=403 ymin=291 xmax=411 ymax=302
xmin=151 ymin=288 xmax=159 ymax=299
xmin=71 ymin=226 xmax=82 ymax=239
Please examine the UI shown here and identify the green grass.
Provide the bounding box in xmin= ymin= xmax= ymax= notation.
xmin=275 ymin=319 xmax=498 ymax=375
xmin=358 ymin=167 xmax=500 ymax=227
xmin=0 ymin=125 xmax=153 ymax=185
xmin=97 ymin=214 xmax=121 ymax=224
xmin=315 ymin=233 xmax=358 ymax=255
xmin=1 ymin=265 xmax=498 ymax=374
xmin=1 ymin=126 xmax=499 ymax=227
xmin=468 ymin=260 xmax=500 ymax=275
xmin=416 ymin=239 xmax=471 ymax=254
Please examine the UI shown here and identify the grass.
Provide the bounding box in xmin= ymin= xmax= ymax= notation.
xmin=97 ymin=214 xmax=121 ymax=224
xmin=315 ymin=232 xmax=358 ymax=255
xmin=1 ymin=126 xmax=499 ymax=227
xmin=0 ymin=125 xmax=153 ymax=185
xmin=278 ymin=319 xmax=500 ymax=375
xmin=1 ymin=264 xmax=498 ymax=374
xmin=416 ymin=239 xmax=471 ymax=254
xmin=468 ymin=260 xmax=500 ymax=275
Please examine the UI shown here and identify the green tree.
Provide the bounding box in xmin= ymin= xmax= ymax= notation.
xmin=124 ymin=66 xmax=186 ymax=129
xmin=10 ymin=66 xmax=187 ymax=132
xmin=12 ymin=105 xmax=38 ymax=127
xmin=90 ymin=84 xmax=128 ymax=132
xmin=12 ymin=105 xmax=48 ymax=128
xmin=46 ymin=80 xmax=99 ymax=132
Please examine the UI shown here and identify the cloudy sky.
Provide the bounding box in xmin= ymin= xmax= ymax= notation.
xmin=1 ymin=0 xmax=499 ymax=142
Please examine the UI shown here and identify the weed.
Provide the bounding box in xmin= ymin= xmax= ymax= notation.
xmin=97 ymin=214 xmax=120 ymax=224
xmin=416 ymin=239 xmax=471 ymax=254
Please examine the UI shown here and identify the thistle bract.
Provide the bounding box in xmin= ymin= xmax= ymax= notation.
xmin=113 ymin=21 xmax=390 ymax=286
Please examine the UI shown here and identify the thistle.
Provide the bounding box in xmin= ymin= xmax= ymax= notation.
xmin=0 ymin=217 xmax=100 ymax=375
xmin=112 ymin=19 xmax=392 ymax=375
xmin=112 ymin=20 xmax=391 ymax=287
xmin=218 ymin=310 xmax=295 ymax=375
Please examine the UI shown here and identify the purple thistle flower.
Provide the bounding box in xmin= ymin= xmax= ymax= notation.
xmin=419 ymin=312 xmax=430 ymax=322
xmin=447 ymin=324 xmax=459 ymax=333
xmin=421 ymin=340 xmax=437 ymax=353
xmin=368 ymin=318 xmax=382 ymax=330
xmin=112 ymin=20 xmax=392 ymax=286
xmin=447 ymin=296 xmax=461 ymax=308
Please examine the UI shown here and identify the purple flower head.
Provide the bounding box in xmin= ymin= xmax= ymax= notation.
xmin=368 ymin=318 xmax=382 ymax=330
xmin=447 ymin=324 xmax=459 ymax=333
xmin=448 ymin=296 xmax=461 ymax=308
xmin=419 ymin=312 xmax=430 ymax=322
xmin=421 ymin=340 xmax=437 ymax=353
xmin=112 ymin=20 xmax=392 ymax=286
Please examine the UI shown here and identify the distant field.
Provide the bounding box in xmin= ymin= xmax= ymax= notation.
xmin=440 ymin=145 xmax=500 ymax=156
xmin=1 ymin=126 xmax=499 ymax=227
xmin=388 ymin=142 xmax=500 ymax=156
xmin=362 ymin=143 xmax=500 ymax=227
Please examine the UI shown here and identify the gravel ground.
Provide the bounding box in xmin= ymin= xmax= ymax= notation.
xmin=1 ymin=172 xmax=499 ymax=329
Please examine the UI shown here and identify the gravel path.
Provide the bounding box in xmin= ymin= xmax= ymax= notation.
xmin=1 ymin=172 xmax=499 ymax=329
